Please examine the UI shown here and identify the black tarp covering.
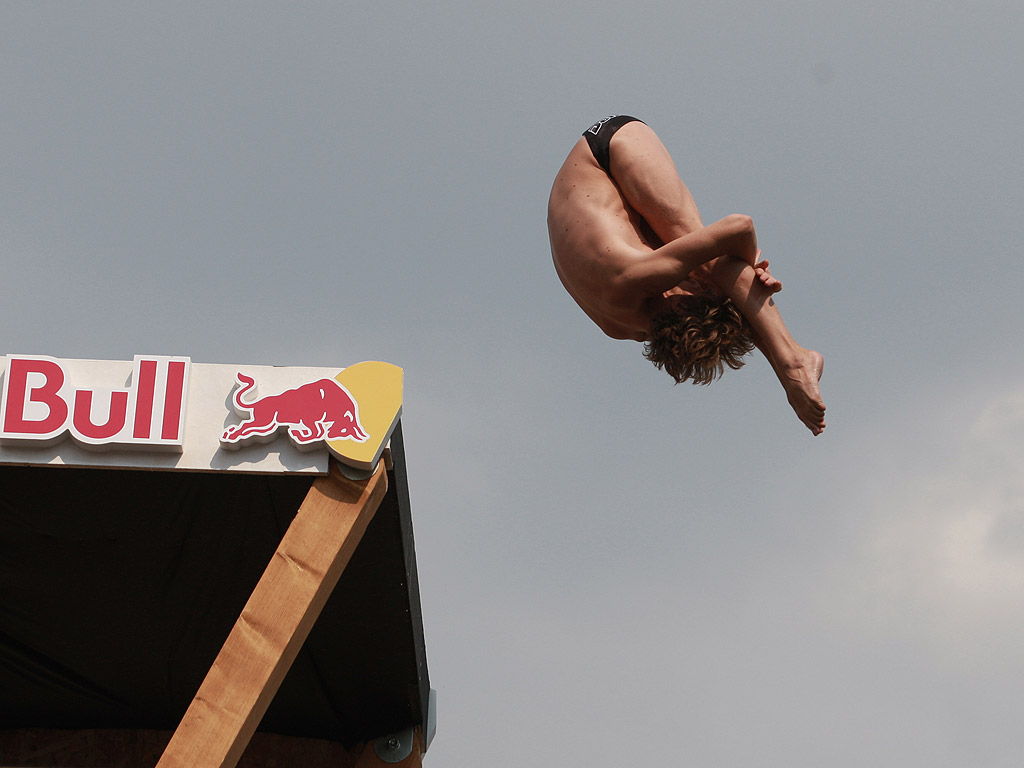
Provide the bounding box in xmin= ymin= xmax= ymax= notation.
xmin=0 ymin=425 xmax=429 ymax=747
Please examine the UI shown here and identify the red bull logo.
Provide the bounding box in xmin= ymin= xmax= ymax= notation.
xmin=219 ymin=361 xmax=402 ymax=471
xmin=221 ymin=373 xmax=369 ymax=450
xmin=0 ymin=354 xmax=401 ymax=473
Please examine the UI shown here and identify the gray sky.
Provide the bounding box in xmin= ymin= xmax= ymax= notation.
xmin=4 ymin=2 xmax=1024 ymax=765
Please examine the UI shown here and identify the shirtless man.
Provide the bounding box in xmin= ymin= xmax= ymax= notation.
xmin=548 ymin=116 xmax=826 ymax=435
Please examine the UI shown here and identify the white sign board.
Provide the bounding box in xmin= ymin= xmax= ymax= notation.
xmin=0 ymin=355 xmax=402 ymax=474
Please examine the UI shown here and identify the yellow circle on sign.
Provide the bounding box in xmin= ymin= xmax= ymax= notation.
xmin=327 ymin=361 xmax=403 ymax=470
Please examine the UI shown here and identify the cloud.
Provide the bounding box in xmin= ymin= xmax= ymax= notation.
xmin=826 ymin=386 xmax=1024 ymax=669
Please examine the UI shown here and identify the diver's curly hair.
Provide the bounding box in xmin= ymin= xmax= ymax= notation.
xmin=643 ymin=296 xmax=755 ymax=385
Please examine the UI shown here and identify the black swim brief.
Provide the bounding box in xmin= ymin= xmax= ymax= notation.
xmin=583 ymin=115 xmax=645 ymax=175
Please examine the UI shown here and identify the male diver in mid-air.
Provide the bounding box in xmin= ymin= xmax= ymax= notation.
xmin=548 ymin=116 xmax=826 ymax=435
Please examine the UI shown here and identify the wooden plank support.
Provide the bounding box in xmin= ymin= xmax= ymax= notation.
xmin=156 ymin=459 xmax=389 ymax=768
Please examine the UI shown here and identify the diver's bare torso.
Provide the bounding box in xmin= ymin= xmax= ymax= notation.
xmin=547 ymin=137 xmax=665 ymax=342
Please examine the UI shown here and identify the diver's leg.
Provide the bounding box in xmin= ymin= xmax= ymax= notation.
xmin=607 ymin=121 xmax=703 ymax=242
xmin=709 ymin=257 xmax=827 ymax=435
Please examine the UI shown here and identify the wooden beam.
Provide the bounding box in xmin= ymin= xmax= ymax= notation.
xmin=156 ymin=460 xmax=389 ymax=768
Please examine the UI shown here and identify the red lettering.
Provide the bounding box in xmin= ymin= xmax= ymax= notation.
xmin=2 ymin=358 xmax=69 ymax=436
xmin=2 ymin=354 xmax=191 ymax=452
xmin=161 ymin=359 xmax=187 ymax=440
xmin=73 ymin=389 xmax=129 ymax=441
xmin=133 ymin=358 xmax=157 ymax=439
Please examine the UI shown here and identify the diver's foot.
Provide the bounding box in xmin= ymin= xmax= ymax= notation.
xmin=780 ymin=349 xmax=826 ymax=436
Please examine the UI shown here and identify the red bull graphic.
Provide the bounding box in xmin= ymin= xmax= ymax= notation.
xmin=221 ymin=372 xmax=369 ymax=450
xmin=0 ymin=354 xmax=401 ymax=473
xmin=0 ymin=354 xmax=190 ymax=451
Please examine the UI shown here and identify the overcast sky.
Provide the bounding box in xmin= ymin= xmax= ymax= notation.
xmin=4 ymin=2 xmax=1024 ymax=765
